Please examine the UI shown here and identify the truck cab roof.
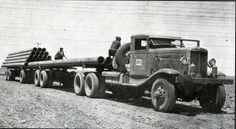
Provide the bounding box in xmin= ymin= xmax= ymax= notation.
xmin=131 ymin=34 xmax=182 ymax=40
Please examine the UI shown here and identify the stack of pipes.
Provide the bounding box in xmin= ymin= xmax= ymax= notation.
xmin=2 ymin=47 xmax=52 ymax=67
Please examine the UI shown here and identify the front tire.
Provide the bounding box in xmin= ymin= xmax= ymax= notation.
xmin=199 ymin=85 xmax=226 ymax=112
xmin=151 ymin=79 xmax=176 ymax=112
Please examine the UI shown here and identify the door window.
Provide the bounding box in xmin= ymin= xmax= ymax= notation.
xmin=135 ymin=38 xmax=147 ymax=50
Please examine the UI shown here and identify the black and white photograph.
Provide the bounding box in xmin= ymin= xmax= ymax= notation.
xmin=0 ymin=1 xmax=235 ymax=128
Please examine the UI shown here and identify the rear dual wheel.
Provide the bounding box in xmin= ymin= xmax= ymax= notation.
xmin=5 ymin=69 xmax=11 ymax=81
xmin=19 ymin=69 xmax=33 ymax=84
xmin=5 ymin=69 xmax=15 ymax=81
xmin=84 ymin=73 xmax=106 ymax=98
xmin=34 ymin=70 xmax=52 ymax=88
xmin=39 ymin=70 xmax=48 ymax=88
xmin=84 ymin=73 xmax=99 ymax=98
xmin=19 ymin=70 xmax=26 ymax=83
xmin=34 ymin=70 xmax=40 ymax=86
xmin=74 ymin=72 xmax=85 ymax=95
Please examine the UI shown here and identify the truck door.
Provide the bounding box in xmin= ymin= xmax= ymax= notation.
xmin=130 ymin=38 xmax=149 ymax=77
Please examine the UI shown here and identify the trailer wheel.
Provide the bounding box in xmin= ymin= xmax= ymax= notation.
xmin=5 ymin=71 xmax=8 ymax=81
xmin=34 ymin=70 xmax=40 ymax=86
xmin=199 ymin=85 xmax=226 ymax=112
xmin=84 ymin=73 xmax=99 ymax=98
xmin=6 ymin=69 xmax=15 ymax=81
xmin=151 ymin=79 xmax=176 ymax=112
xmin=40 ymin=70 xmax=48 ymax=88
xmin=19 ymin=69 xmax=27 ymax=83
xmin=5 ymin=69 xmax=11 ymax=81
xmin=74 ymin=72 xmax=85 ymax=95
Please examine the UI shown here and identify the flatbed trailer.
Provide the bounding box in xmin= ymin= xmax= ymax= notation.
xmin=2 ymin=34 xmax=234 ymax=113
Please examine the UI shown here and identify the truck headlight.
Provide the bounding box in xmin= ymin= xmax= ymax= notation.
xmin=208 ymin=58 xmax=216 ymax=67
xmin=180 ymin=56 xmax=188 ymax=65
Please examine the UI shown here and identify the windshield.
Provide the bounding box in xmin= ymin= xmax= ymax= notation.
xmin=149 ymin=38 xmax=199 ymax=48
xmin=149 ymin=38 xmax=176 ymax=48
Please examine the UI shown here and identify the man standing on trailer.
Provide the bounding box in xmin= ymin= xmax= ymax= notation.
xmin=55 ymin=47 xmax=67 ymax=60
xmin=109 ymin=36 xmax=121 ymax=58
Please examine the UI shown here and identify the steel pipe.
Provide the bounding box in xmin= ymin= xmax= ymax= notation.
xmin=42 ymin=55 xmax=47 ymax=60
xmin=1 ymin=62 xmax=26 ymax=67
xmin=2 ymin=47 xmax=51 ymax=68
xmin=7 ymin=51 xmax=35 ymax=59
xmin=27 ymin=56 xmax=105 ymax=68
xmin=8 ymin=47 xmax=37 ymax=56
xmin=37 ymin=48 xmax=42 ymax=51
xmin=47 ymin=56 xmax=52 ymax=60
xmin=39 ymin=51 xmax=45 ymax=56
xmin=5 ymin=55 xmax=33 ymax=61
xmin=43 ymin=52 xmax=49 ymax=56
xmin=35 ymin=51 xmax=40 ymax=55
xmin=42 ymin=48 xmax=46 ymax=52
xmin=3 ymin=59 xmax=29 ymax=64
xmin=103 ymin=57 xmax=112 ymax=65
xmin=32 ymin=54 xmax=40 ymax=60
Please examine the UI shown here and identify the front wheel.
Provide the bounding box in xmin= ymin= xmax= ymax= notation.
xmin=19 ymin=69 xmax=27 ymax=83
xmin=199 ymin=85 xmax=226 ymax=112
xmin=151 ymin=79 xmax=176 ymax=112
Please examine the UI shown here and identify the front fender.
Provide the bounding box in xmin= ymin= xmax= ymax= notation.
xmin=137 ymin=68 xmax=181 ymax=88
xmin=155 ymin=68 xmax=181 ymax=75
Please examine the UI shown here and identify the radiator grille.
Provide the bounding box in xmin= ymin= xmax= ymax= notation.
xmin=190 ymin=51 xmax=208 ymax=77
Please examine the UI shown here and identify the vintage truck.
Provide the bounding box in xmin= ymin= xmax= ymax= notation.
xmin=2 ymin=34 xmax=233 ymax=113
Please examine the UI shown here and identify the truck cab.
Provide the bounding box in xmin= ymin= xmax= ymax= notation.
xmin=102 ymin=34 xmax=233 ymax=112
xmin=129 ymin=34 xmax=184 ymax=77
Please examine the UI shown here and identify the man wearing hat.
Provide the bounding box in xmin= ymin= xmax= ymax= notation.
xmin=55 ymin=47 xmax=67 ymax=60
xmin=109 ymin=36 xmax=121 ymax=57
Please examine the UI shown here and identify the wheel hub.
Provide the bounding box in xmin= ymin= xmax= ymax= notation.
xmin=154 ymin=86 xmax=166 ymax=105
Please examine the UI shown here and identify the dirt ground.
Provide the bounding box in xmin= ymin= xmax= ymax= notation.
xmin=0 ymin=75 xmax=234 ymax=129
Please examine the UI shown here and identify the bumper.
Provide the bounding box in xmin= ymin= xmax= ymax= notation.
xmin=191 ymin=78 xmax=233 ymax=85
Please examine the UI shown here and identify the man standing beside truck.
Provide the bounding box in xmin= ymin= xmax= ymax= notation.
xmin=55 ymin=47 xmax=67 ymax=60
xmin=109 ymin=36 xmax=121 ymax=57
